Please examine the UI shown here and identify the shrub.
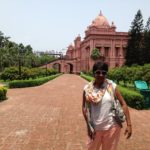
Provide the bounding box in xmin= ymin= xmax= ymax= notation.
xmin=0 ymin=67 xmax=59 ymax=81
xmin=47 ymin=68 xmax=58 ymax=75
xmin=1 ymin=67 xmax=19 ymax=81
xmin=9 ymin=74 xmax=62 ymax=88
xmin=142 ymin=64 xmax=150 ymax=84
xmin=80 ymin=73 xmax=94 ymax=82
xmin=108 ymin=64 xmax=150 ymax=85
xmin=118 ymin=86 xmax=144 ymax=109
xmin=0 ymin=87 xmax=7 ymax=101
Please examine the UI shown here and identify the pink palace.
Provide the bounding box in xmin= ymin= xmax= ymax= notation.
xmin=46 ymin=11 xmax=128 ymax=73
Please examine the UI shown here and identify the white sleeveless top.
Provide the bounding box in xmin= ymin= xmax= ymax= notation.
xmin=84 ymin=79 xmax=117 ymax=131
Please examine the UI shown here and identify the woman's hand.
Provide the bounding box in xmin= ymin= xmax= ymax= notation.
xmin=87 ymin=95 xmax=94 ymax=102
xmin=124 ymin=125 xmax=132 ymax=139
xmin=88 ymin=128 xmax=95 ymax=140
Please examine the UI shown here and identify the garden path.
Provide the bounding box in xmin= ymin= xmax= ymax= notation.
xmin=0 ymin=74 xmax=150 ymax=150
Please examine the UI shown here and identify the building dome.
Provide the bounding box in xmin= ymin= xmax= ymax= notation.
xmin=90 ymin=11 xmax=110 ymax=28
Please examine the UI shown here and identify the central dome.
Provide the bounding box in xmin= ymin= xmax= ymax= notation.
xmin=91 ymin=11 xmax=110 ymax=28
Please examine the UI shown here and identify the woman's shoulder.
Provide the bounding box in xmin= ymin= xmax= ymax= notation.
xmin=106 ymin=79 xmax=113 ymax=84
xmin=83 ymin=81 xmax=93 ymax=91
xmin=106 ymin=79 xmax=117 ymax=88
xmin=83 ymin=84 xmax=88 ymax=91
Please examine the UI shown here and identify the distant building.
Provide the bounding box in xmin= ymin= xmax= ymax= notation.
xmin=45 ymin=11 xmax=128 ymax=73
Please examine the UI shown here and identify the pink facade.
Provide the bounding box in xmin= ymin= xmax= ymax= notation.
xmin=47 ymin=12 xmax=128 ymax=73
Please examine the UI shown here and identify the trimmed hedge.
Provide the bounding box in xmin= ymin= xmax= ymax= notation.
xmin=80 ymin=73 xmax=144 ymax=109
xmin=80 ymin=73 xmax=94 ymax=82
xmin=118 ymin=86 xmax=144 ymax=109
xmin=9 ymin=74 xmax=62 ymax=88
xmin=0 ymin=67 xmax=59 ymax=81
xmin=0 ymin=87 xmax=7 ymax=101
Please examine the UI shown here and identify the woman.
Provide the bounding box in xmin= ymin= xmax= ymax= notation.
xmin=82 ymin=61 xmax=132 ymax=150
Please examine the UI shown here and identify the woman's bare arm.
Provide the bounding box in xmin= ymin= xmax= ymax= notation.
xmin=115 ymin=87 xmax=132 ymax=139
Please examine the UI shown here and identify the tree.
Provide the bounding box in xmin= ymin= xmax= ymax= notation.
xmin=0 ymin=30 xmax=57 ymax=71
xmin=0 ymin=31 xmax=4 ymax=46
xmin=39 ymin=54 xmax=55 ymax=65
xmin=143 ymin=17 xmax=150 ymax=63
xmin=0 ymin=34 xmax=10 ymax=71
xmin=24 ymin=45 xmax=33 ymax=54
xmin=91 ymin=48 xmax=101 ymax=60
xmin=125 ymin=10 xmax=144 ymax=66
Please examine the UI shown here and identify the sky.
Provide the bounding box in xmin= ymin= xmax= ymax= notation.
xmin=0 ymin=0 xmax=150 ymax=53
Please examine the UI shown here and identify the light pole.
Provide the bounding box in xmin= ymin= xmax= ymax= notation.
xmin=45 ymin=63 xmax=48 ymax=76
xmin=18 ymin=47 xmax=23 ymax=78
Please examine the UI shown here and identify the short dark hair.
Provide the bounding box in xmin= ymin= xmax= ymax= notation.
xmin=92 ymin=61 xmax=108 ymax=73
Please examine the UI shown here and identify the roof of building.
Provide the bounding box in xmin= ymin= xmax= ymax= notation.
xmin=90 ymin=11 xmax=110 ymax=28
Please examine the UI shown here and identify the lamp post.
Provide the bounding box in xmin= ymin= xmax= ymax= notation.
xmin=45 ymin=63 xmax=48 ymax=76
xmin=18 ymin=55 xmax=21 ymax=77
xmin=18 ymin=47 xmax=24 ymax=78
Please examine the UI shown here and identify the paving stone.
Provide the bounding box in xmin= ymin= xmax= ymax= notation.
xmin=0 ymin=74 xmax=150 ymax=150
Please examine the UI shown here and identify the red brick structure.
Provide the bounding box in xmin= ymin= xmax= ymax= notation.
xmin=46 ymin=11 xmax=128 ymax=73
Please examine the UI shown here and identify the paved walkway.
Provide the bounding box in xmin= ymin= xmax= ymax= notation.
xmin=0 ymin=74 xmax=150 ymax=150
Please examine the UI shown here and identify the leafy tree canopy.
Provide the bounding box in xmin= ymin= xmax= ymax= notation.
xmin=91 ymin=48 xmax=101 ymax=60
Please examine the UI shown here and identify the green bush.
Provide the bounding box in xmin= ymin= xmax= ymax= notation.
xmin=9 ymin=74 xmax=62 ymax=88
xmin=47 ymin=68 xmax=58 ymax=75
xmin=1 ymin=67 xmax=20 ymax=81
xmin=118 ymin=86 xmax=144 ymax=109
xmin=80 ymin=73 xmax=144 ymax=109
xmin=142 ymin=64 xmax=150 ymax=84
xmin=0 ymin=87 xmax=7 ymax=101
xmin=0 ymin=67 xmax=59 ymax=81
xmin=107 ymin=64 xmax=150 ymax=86
xmin=80 ymin=73 xmax=94 ymax=82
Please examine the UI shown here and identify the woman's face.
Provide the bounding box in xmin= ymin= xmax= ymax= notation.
xmin=94 ymin=70 xmax=107 ymax=83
